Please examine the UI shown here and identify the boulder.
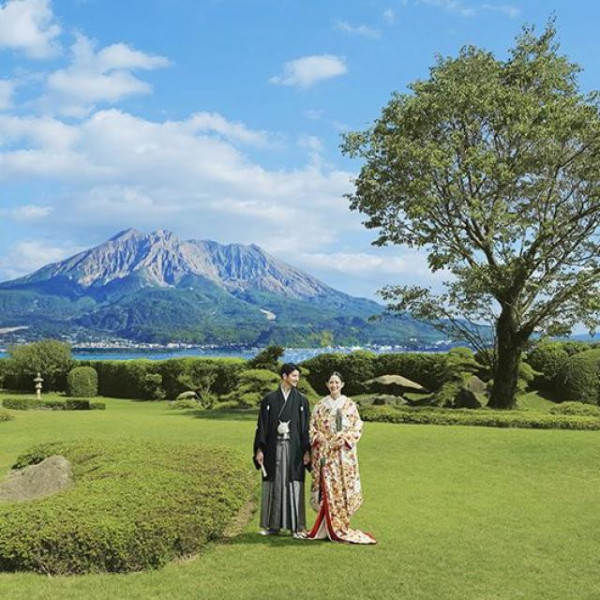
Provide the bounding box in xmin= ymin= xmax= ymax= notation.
xmin=364 ymin=374 xmax=429 ymax=395
xmin=453 ymin=375 xmax=488 ymax=409
xmin=176 ymin=391 xmax=198 ymax=400
xmin=0 ymin=455 xmax=73 ymax=501
xmin=371 ymin=394 xmax=407 ymax=406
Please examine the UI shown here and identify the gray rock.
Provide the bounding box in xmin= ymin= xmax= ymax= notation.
xmin=364 ymin=374 xmax=429 ymax=395
xmin=371 ymin=394 xmax=406 ymax=406
xmin=0 ymin=455 xmax=73 ymax=502
xmin=176 ymin=391 xmax=199 ymax=400
xmin=454 ymin=376 xmax=488 ymax=409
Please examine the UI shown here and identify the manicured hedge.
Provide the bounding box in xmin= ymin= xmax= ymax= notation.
xmin=0 ymin=410 xmax=13 ymax=422
xmin=1 ymin=397 xmax=104 ymax=411
xmin=361 ymin=405 xmax=600 ymax=430
xmin=81 ymin=357 xmax=245 ymax=400
xmin=67 ymin=366 xmax=98 ymax=398
xmin=549 ymin=401 xmax=600 ymax=417
xmin=1 ymin=397 xmax=45 ymax=410
xmin=0 ymin=439 xmax=254 ymax=574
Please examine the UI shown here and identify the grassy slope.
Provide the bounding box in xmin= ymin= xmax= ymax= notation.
xmin=0 ymin=395 xmax=599 ymax=600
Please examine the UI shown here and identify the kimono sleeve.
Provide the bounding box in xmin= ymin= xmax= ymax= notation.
xmin=338 ymin=400 xmax=363 ymax=449
xmin=252 ymin=396 xmax=270 ymax=469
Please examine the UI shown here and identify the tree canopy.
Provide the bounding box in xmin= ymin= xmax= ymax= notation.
xmin=342 ymin=22 xmax=600 ymax=408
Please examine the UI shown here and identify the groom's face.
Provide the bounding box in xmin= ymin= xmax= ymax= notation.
xmin=283 ymin=370 xmax=300 ymax=387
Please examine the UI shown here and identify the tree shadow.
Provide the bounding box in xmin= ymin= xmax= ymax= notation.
xmin=225 ymin=531 xmax=321 ymax=548
xmin=164 ymin=408 xmax=259 ymax=422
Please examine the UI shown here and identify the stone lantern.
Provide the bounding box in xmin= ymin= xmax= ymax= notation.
xmin=34 ymin=372 xmax=43 ymax=399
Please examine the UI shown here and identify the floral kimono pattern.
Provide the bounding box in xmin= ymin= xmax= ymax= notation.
xmin=307 ymin=395 xmax=376 ymax=544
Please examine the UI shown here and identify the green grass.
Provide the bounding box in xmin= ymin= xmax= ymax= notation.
xmin=0 ymin=393 xmax=599 ymax=599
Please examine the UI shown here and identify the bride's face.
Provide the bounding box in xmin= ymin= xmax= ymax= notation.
xmin=326 ymin=375 xmax=344 ymax=396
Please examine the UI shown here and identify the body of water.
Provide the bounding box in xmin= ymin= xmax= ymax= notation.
xmin=0 ymin=343 xmax=457 ymax=363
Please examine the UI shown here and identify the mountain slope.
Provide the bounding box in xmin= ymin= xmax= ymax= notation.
xmin=0 ymin=229 xmax=443 ymax=346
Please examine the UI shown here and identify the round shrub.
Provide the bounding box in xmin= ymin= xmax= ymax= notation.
xmin=526 ymin=342 xmax=569 ymax=390
xmin=0 ymin=410 xmax=14 ymax=422
xmin=67 ymin=366 xmax=98 ymax=398
xmin=549 ymin=401 xmax=600 ymax=417
xmin=556 ymin=348 xmax=600 ymax=405
xmin=0 ymin=439 xmax=253 ymax=574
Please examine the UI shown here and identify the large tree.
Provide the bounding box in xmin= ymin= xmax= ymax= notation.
xmin=342 ymin=23 xmax=600 ymax=408
xmin=8 ymin=339 xmax=73 ymax=391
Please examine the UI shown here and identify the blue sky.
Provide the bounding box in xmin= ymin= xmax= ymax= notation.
xmin=0 ymin=0 xmax=598 ymax=300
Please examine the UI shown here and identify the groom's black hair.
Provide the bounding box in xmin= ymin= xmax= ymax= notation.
xmin=280 ymin=363 xmax=300 ymax=377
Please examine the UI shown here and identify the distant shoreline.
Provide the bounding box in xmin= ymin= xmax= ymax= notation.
xmin=0 ymin=342 xmax=460 ymax=363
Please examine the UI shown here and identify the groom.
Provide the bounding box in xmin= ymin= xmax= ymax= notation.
xmin=253 ymin=363 xmax=311 ymax=537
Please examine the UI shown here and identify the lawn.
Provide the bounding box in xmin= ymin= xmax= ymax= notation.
xmin=0 ymin=394 xmax=599 ymax=600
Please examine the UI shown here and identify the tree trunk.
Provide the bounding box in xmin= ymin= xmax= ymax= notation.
xmin=488 ymin=306 xmax=523 ymax=409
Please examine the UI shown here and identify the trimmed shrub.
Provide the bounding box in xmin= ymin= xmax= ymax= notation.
xmin=213 ymin=400 xmax=244 ymax=410
xmin=549 ymin=401 xmax=600 ymax=417
xmin=168 ymin=399 xmax=199 ymax=410
xmin=361 ymin=405 xmax=600 ymax=430
xmin=1 ymin=397 xmax=45 ymax=410
xmin=0 ymin=410 xmax=14 ymax=422
xmin=41 ymin=399 xmax=68 ymax=410
xmin=247 ymin=345 xmax=284 ymax=371
xmin=1 ymin=397 xmax=95 ymax=411
xmin=64 ymin=399 xmax=91 ymax=410
xmin=67 ymin=366 xmax=99 ymax=398
xmin=556 ymin=348 xmax=600 ymax=405
xmin=516 ymin=361 xmax=537 ymax=395
xmin=300 ymin=350 xmax=377 ymax=395
xmin=222 ymin=369 xmax=280 ymax=407
xmin=373 ymin=353 xmax=454 ymax=391
xmin=526 ymin=342 xmax=569 ymax=391
xmin=0 ymin=439 xmax=254 ymax=574
xmin=90 ymin=402 xmax=106 ymax=410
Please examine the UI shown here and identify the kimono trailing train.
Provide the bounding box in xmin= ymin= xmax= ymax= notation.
xmin=307 ymin=395 xmax=376 ymax=544
xmin=253 ymin=386 xmax=310 ymax=532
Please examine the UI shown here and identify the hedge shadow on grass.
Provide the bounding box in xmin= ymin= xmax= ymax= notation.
xmin=166 ymin=408 xmax=259 ymax=422
xmin=0 ymin=439 xmax=254 ymax=574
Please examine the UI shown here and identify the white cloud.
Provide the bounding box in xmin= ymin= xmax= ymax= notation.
xmin=298 ymin=252 xmax=430 ymax=276
xmin=5 ymin=204 xmax=54 ymax=221
xmin=418 ymin=0 xmax=476 ymax=18
xmin=270 ymin=54 xmax=347 ymax=89
xmin=481 ymin=3 xmax=520 ymax=18
xmin=0 ymin=78 xmax=14 ymax=110
xmin=0 ymin=0 xmax=61 ymax=59
xmin=0 ymin=108 xmax=357 ymax=255
xmin=417 ymin=0 xmax=519 ymax=18
xmin=0 ymin=239 xmax=82 ymax=280
xmin=187 ymin=112 xmax=270 ymax=146
xmin=335 ymin=20 xmax=380 ymax=39
xmin=43 ymin=34 xmax=169 ymax=116
xmin=383 ymin=9 xmax=396 ymax=24
xmin=304 ymin=109 xmax=324 ymax=120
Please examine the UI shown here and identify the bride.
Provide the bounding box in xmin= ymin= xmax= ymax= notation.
xmin=305 ymin=371 xmax=376 ymax=544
